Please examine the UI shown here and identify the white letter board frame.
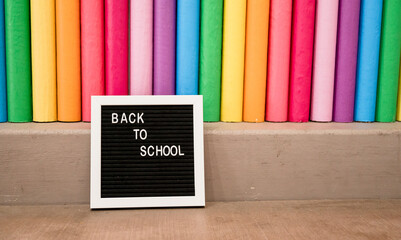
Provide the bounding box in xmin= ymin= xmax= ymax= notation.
xmin=90 ymin=95 xmax=205 ymax=209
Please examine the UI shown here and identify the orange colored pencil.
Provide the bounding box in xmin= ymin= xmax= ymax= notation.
xmin=56 ymin=0 xmax=81 ymax=121
xmin=243 ymin=0 xmax=270 ymax=122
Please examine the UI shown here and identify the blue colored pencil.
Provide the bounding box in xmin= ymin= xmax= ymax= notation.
xmin=354 ymin=0 xmax=383 ymax=122
xmin=176 ymin=0 xmax=200 ymax=95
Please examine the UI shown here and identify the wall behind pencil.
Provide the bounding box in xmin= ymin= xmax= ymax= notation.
xmin=0 ymin=0 xmax=400 ymax=123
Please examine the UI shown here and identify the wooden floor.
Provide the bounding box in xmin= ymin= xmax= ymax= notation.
xmin=1 ymin=200 xmax=401 ymax=239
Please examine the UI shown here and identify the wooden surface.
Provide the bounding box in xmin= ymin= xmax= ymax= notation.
xmin=0 ymin=200 xmax=401 ymax=239
xmin=1 ymin=122 xmax=401 ymax=204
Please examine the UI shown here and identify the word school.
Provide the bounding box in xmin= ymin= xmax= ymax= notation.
xmin=111 ymin=112 xmax=185 ymax=157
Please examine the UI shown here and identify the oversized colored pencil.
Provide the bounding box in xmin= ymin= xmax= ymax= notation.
xmin=0 ymin=0 xmax=6 ymax=122
xmin=266 ymin=0 xmax=292 ymax=122
xmin=398 ymin=61 xmax=401 ymax=121
xmin=243 ymin=0 xmax=269 ymax=123
xmin=5 ymin=0 xmax=32 ymax=122
xmin=354 ymin=0 xmax=383 ymax=122
xmin=56 ymin=0 xmax=81 ymax=122
xmin=153 ymin=0 xmax=176 ymax=95
xmin=220 ymin=0 xmax=247 ymax=122
xmin=375 ymin=0 xmax=401 ymax=122
xmin=130 ymin=0 xmax=153 ymax=95
xmin=199 ymin=0 xmax=223 ymax=122
xmin=333 ymin=0 xmax=361 ymax=123
xmin=105 ymin=0 xmax=128 ymax=95
xmin=310 ymin=0 xmax=339 ymax=122
xmin=30 ymin=0 xmax=57 ymax=122
xmin=176 ymin=0 xmax=200 ymax=95
xmin=81 ymin=0 xmax=104 ymax=122
xmin=288 ymin=0 xmax=316 ymax=122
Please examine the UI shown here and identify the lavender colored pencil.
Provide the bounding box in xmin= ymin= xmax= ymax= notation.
xmin=333 ymin=0 xmax=361 ymax=122
xmin=153 ymin=0 xmax=176 ymax=95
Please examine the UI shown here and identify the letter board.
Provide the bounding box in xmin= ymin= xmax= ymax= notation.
xmin=91 ymin=96 xmax=205 ymax=209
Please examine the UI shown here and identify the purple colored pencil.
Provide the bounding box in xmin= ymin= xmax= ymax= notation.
xmin=153 ymin=0 xmax=176 ymax=95
xmin=333 ymin=0 xmax=361 ymax=122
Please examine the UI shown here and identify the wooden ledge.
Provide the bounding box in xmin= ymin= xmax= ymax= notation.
xmin=1 ymin=122 xmax=401 ymax=204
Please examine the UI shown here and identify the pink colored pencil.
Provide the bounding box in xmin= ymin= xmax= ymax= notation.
xmin=310 ymin=0 xmax=339 ymax=122
xmin=288 ymin=0 xmax=316 ymax=122
xmin=130 ymin=0 xmax=153 ymax=95
xmin=266 ymin=0 xmax=293 ymax=122
xmin=81 ymin=0 xmax=104 ymax=122
xmin=105 ymin=0 xmax=128 ymax=95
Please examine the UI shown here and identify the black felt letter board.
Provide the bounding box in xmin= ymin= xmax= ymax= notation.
xmin=101 ymin=105 xmax=195 ymax=198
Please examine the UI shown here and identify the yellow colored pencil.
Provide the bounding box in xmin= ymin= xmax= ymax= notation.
xmin=397 ymin=61 xmax=401 ymax=121
xmin=31 ymin=0 xmax=57 ymax=122
xmin=220 ymin=0 xmax=247 ymax=122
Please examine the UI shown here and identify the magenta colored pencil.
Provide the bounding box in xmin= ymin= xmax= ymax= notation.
xmin=288 ymin=0 xmax=316 ymax=122
xmin=333 ymin=0 xmax=361 ymax=122
xmin=153 ymin=0 xmax=176 ymax=95
xmin=105 ymin=0 xmax=128 ymax=95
